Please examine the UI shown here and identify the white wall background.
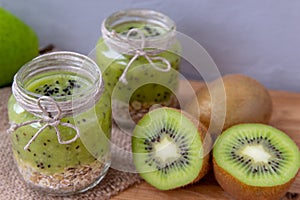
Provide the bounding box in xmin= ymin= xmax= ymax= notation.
xmin=1 ymin=0 xmax=299 ymax=91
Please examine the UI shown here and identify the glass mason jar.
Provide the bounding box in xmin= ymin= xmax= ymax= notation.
xmin=95 ymin=9 xmax=181 ymax=125
xmin=7 ymin=52 xmax=111 ymax=195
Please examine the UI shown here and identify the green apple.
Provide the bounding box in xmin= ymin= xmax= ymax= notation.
xmin=0 ymin=8 xmax=39 ymax=87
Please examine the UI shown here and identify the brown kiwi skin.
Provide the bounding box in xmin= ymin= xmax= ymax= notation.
xmin=170 ymin=108 xmax=212 ymax=185
xmin=213 ymin=158 xmax=297 ymax=200
xmin=184 ymin=74 xmax=273 ymax=131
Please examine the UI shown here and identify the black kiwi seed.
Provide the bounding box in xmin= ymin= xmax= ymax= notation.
xmin=271 ymin=166 xmax=278 ymax=173
xmin=179 ymin=143 xmax=188 ymax=148
xmin=145 ymin=147 xmax=153 ymax=151
xmin=144 ymin=141 xmax=149 ymax=145
xmin=156 ymin=137 xmax=161 ymax=142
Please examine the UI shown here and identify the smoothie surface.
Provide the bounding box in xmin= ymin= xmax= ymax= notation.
xmin=24 ymin=72 xmax=92 ymax=101
xmin=113 ymin=21 xmax=168 ymax=38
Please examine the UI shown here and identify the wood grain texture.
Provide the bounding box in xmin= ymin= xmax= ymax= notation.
xmin=112 ymin=80 xmax=300 ymax=200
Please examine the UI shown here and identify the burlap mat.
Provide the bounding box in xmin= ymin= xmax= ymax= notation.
xmin=0 ymin=87 xmax=142 ymax=200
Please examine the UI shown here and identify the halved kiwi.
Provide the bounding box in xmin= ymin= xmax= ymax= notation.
xmin=132 ymin=107 xmax=211 ymax=190
xmin=213 ymin=123 xmax=300 ymax=200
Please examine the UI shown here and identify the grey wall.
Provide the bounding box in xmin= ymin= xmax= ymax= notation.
xmin=1 ymin=0 xmax=299 ymax=91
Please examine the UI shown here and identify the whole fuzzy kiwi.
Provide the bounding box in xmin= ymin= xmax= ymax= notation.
xmin=184 ymin=74 xmax=273 ymax=131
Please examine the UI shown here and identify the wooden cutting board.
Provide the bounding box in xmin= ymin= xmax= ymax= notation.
xmin=112 ymin=80 xmax=300 ymax=200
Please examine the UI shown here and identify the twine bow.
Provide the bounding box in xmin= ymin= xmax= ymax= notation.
xmin=8 ymin=96 xmax=80 ymax=150
xmin=111 ymin=28 xmax=171 ymax=84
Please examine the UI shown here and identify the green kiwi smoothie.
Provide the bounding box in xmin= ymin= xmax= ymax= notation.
xmin=96 ymin=21 xmax=181 ymax=123
xmin=8 ymin=72 xmax=111 ymax=194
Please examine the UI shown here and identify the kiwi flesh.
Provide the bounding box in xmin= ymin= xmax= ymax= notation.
xmin=213 ymin=123 xmax=300 ymax=200
xmin=132 ymin=107 xmax=211 ymax=190
xmin=184 ymin=74 xmax=273 ymax=131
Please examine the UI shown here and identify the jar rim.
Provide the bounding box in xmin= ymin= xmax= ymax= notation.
xmin=12 ymin=51 xmax=104 ymax=117
xmin=101 ymin=9 xmax=177 ymax=54
xmin=15 ymin=51 xmax=102 ymax=101
xmin=103 ymin=9 xmax=176 ymax=35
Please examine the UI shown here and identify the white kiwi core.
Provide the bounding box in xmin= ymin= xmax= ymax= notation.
xmin=242 ymin=145 xmax=271 ymax=163
xmin=154 ymin=136 xmax=181 ymax=163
